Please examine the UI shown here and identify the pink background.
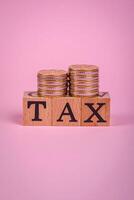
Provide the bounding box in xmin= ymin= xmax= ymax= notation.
xmin=0 ymin=0 xmax=134 ymax=199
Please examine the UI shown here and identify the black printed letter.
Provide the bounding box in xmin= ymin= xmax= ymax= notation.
xmin=84 ymin=103 xmax=106 ymax=123
xmin=57 ymin=103 xmax=77 ymax=122
xmin=27 ymin=101 xmax=46 ymax=121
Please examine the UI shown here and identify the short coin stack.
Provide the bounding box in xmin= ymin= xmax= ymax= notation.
xmin=37 ymin=69 xmax=68 ymax=96
xmin=69 ymin=65 xmax=99 ymax=97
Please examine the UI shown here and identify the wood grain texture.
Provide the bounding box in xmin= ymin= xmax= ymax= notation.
xmin=52 ymin=96 xmax=81 ymax=126
xmin=23 ymin=91 xmax=52 ymax=126
xmin=81 ymin=92 xmax=110 ymax=126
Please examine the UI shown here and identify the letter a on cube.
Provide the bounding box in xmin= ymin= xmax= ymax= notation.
xmin=52 ymin=96 xmax=81 ymax=126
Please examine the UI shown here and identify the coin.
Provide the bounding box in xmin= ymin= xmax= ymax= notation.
xmin=38 ymin=84 xmax=67 ymax=88
xmin=69 ymin=79 xmax=99 ymax=85
xmin=38 ymin=90 xmax=67 ymax=96
xmin=38 ymin=69 xmax=67 ymax=78
xmin=70 ymin=92 xmax=98 ymax=97
xmin=70 ymin=85 xmax=99 ymax=90
xmin=69 ymin=64 xmax=99 ymax=72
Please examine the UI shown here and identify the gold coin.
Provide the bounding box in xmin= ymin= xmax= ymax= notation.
xmin=69 ymin=70 xmax=98 ymax=76
xmin=70 ymin=90 xmax=98 ymax=94
xmin=38 ymin=83 xmax=67 ymax=88
xmin=69 ymin=74 xmax=98 ymax=80
xmin=70 ymin=81 xmax=98 ymax=86
xmin=70 ymin=85 xmax=99 ymax=90
xmin=38 ymin=90 xmax=67 ymax=96
xmin=38 ymin=81 xmax=66 ymax=86
xmin=69 ymin=64 xmax=98 ymax=72
xmin=69 ymin=78 xmax=99 ymax=84
xmin=70 ymin=88 xmax=98 ymax=93
xmin=38 ymin=69 xmax=67 ymax=77
xmin=38 ymin=92 xmax=67 ymax=96
xmin=38 ymin=87 xmax=67 ymax=91
xmin=38 ymin=88 xmax=67 ymax=92
xmin=69 ymin=70 xmax=98 ymax=73
xmin=70 ymin=92 xmax=98 ymax=97
xmin=38 ymin=77 xmax=67 ymax=81
xmin=69 ymin=75 xmax=99 ymax=81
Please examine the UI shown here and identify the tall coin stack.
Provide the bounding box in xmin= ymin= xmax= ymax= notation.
xmin=69 ymin=65 xmax=99 ymax=97
xmin=37 ymin=69 xmax=68 ymax=96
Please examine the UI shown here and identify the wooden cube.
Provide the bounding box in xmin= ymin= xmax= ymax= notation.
xmin=81 ymin=92 xmax=110 ymax=126
xmin=23 ymin=91 xmax=52 ymax=126
xmin=52 ymin=96 xmax=81 ymax=126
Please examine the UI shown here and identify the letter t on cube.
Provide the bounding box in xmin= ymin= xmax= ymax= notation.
xmin=23 ymin=91 xmax=52 ymax=126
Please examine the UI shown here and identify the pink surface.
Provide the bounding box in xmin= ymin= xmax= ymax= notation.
xmin=0 ymin=0 xmax=134 ymax=200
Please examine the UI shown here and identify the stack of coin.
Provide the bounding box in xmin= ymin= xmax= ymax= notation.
xmin=69 ymin=65 xmax=99 ymax=97
xmin=37 ymin=69 xmax=68 ymax=96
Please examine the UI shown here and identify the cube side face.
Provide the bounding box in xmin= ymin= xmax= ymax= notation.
xmin=81 ymin=92 xmax=110 ymax=126
xmin=23 ymin=91 xmax=52 ymax=126
xmin=52 ymin=96 xmax=81 ymax=126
